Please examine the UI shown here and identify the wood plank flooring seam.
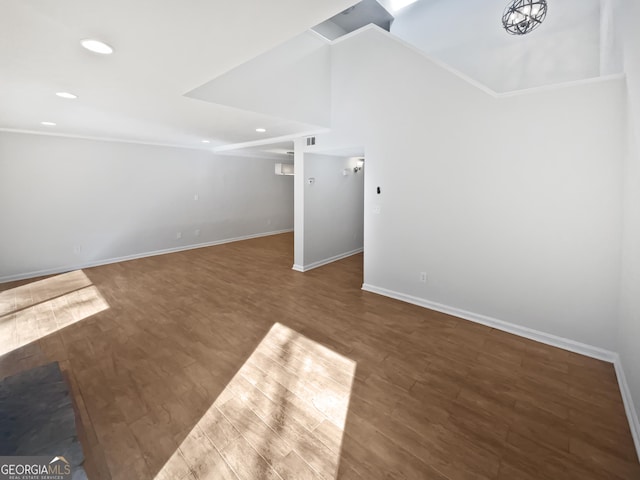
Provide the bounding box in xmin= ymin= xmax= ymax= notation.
xmin=215 ymin=404 xmax=288 ymax=480
xmin=1 ymin=233 xmax=637 ymax=479
xmin=0 ymin=285 xmax=99 ymax=319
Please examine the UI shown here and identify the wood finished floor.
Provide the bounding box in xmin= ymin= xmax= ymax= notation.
xmin=0 ymin=233 xmax=639 ymax=480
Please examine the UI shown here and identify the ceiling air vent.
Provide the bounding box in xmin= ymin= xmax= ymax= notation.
xmin=312 ymin=0 xmax=393 ymax=41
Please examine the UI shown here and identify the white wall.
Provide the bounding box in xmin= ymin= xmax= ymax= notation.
xmin=301 ymin=153 xmax=364 ymax=268
xmin=305 ymin=27 xmax=625 ymax=350
xmin=0 ymin=132 xmax=294 ymax=281
xmin=390 ymin=0 xmax=604 ymax=92
xmin=617 ymin=0 xmax=640 ymax=452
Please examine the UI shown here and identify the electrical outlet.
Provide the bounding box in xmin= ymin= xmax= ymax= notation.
xmin=194 ymin=229 xmax=200 ymax=237
xmin=73 ymin=245 xmax=82 ymax=254
xmin=194 ymin=193 xmax=199 ymax=201
xmin=419 ymin=272 xmax=427 ymax=283
xmin=176 ymin=232 xmax=182 ymax=239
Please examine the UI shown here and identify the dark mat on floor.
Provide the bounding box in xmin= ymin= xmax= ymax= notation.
xmin=0 ymin=361 xmax=87 ymax=479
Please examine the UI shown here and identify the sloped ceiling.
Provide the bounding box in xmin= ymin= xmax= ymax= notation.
xmin=186 ymin=31 xmax=332 ymax=128
xmin=390 ymin=0 xmax=605 ymax=92
xmin=0 ymin=0 xmax=356 ymax=148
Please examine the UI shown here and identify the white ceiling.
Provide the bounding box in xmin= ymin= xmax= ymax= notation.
xmin=390 ymin=0 xmax=605 ymax=92
xmin=2 ymin=0 xmax=604 ymax=150
xmin=0 ymin=0 xmax=356 ymax=148
xmin=224 ymin=141 xmax=295 ymax=160
xmin=187 ymin=31 xmax=332 ymax=128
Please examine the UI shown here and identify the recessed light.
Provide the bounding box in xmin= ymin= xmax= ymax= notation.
xmin=201 ymin=140 xmax=210 ymax=144
xmin=41 ymin=121 xmax=56 ymax=126
xmin=80 ymin=39 xmax=114 ymax=55
xmin=256 ymin=128 xmax=267 ymax=133
xmin=56 ymin=92 xmax=77 ymax=99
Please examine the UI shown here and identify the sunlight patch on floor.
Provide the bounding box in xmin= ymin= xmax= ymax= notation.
xmin=154 ymin=322 xmax=357 ymax=480
xmin=0 ymin=270 xmax=109 ymax=356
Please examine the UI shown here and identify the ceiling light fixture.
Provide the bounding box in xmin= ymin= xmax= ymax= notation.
xmin=56 ymin=92 xmax=77 ymax=99
xmin=502 ymin=0 xmax=547 ymax=35
xmin=41 ymin=121 xmax=56 ymax=126
xmin=201 ymin=140 xmax=210 ymax=144
xmin=256 ymin=128 xmax=266 ymax=133
xmin=80 ymin=39 xmax=114 ymax=55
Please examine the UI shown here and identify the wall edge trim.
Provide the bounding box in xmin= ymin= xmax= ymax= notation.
xmin=0 ymin=128 xmax=209 ymax=151
xmin=614 ymin=355 xmax=640 ymax=462
xmin=361 ymin=283 xmax=617 ymax=361
xmin=330 ymin=24 xmax=626 ymax=99
xmin=360 ymin=283 xmax=640 ymax=460
xmin=0 ymin=229 xmax=293 ymax=284
xmin=296 ymin=248 xmax=363 ymax=272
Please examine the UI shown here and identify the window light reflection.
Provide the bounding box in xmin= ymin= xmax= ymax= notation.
xmin=154 ymin=322 xmax=357 ymax=480
xmin=0 ymin=270 xmax=109 ymax=357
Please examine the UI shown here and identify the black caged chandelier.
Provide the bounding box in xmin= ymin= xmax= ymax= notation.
xmin=502 ymin=0 xmax=548 ymax=35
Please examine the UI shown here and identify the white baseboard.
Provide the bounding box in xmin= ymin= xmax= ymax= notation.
xmin=0 ymin=229 xmax=293 ymax=284
xmin=361 ymin=283 xmax=616 ymax=362
xmin=614 ymin=355 xmax=640 ymax=462
xmin=293 ymin=248 xmax=363 ymax=273
xmin=361 ymin=282 xmax=640 ymax=461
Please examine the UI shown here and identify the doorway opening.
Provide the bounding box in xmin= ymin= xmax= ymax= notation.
xmin=222 ymin=141 xmax=295 ymax=266
xmin=293 ymin=145 xmax=365 ymax=286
